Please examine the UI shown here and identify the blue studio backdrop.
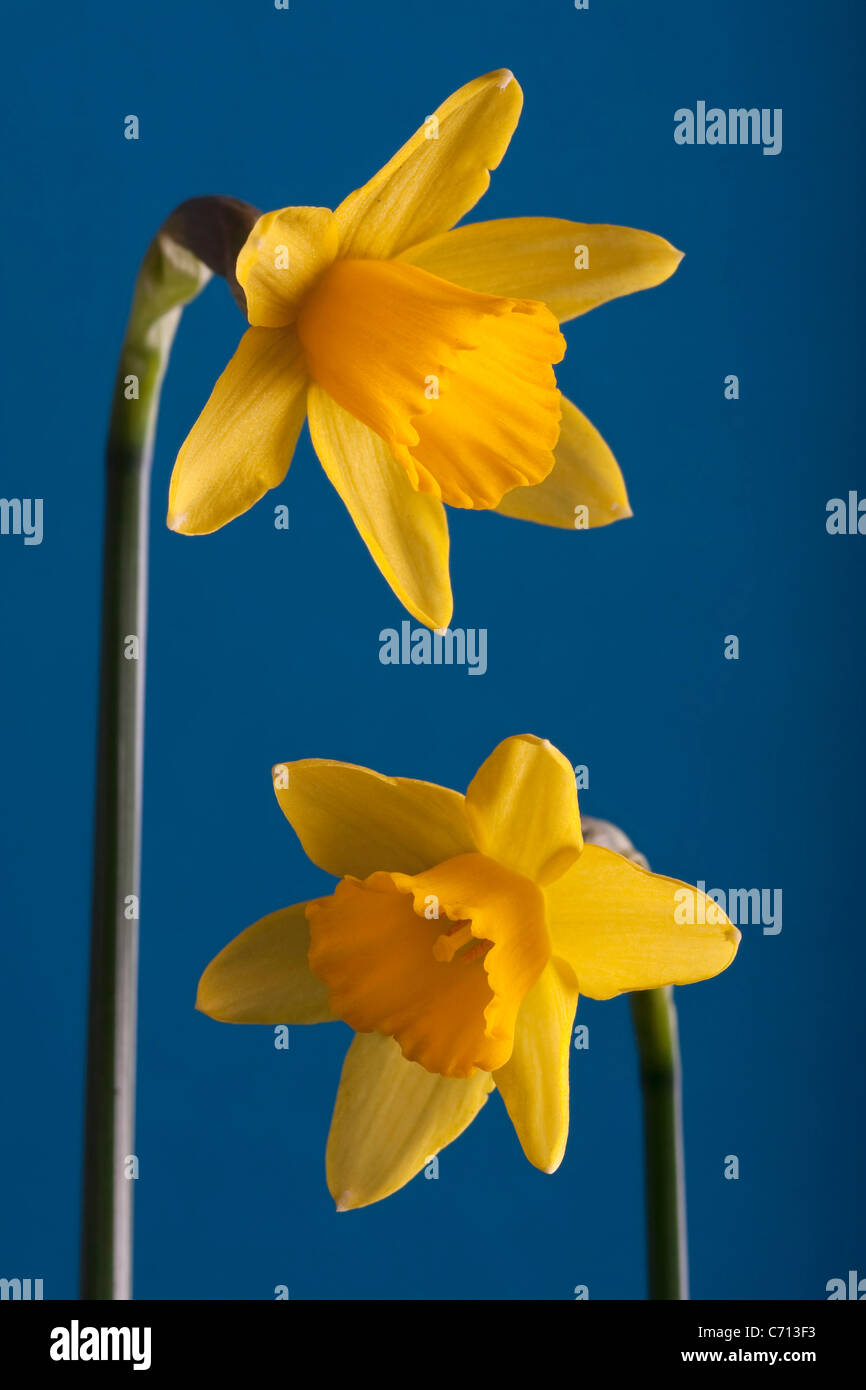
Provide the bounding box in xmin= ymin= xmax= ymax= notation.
xmin=1 ymin=0 xmax=864 ymax=1299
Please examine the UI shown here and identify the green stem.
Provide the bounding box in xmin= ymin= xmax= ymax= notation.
xmin=579 ymin=818 xmax=689 ymax=1301
xmin=80 ymin=441 xmax=148 ymax=1299
xmin=80 ymin=200 xmax=256 ymax=1298
xmin=630 ymin=986 xmax=688 ymax=1300
xmin=81 ymin=270 xmax=187 ymax=1302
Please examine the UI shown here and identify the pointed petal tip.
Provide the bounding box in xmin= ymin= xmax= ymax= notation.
xmin=194 ymin=972 xmax=219 ymax=1017
xmin=166 ymin=506 xmax=213 ymax=536
xmin=423 ymin=610 xmax=454 ymax=632
xmin=193 ymin=987 xmax=213 ymax=1019
xmin=601 ymin=498 xmax=634 ymax=524
xmin=409 ymin=596 xmax=454 ymax=631
xmin=335 ymin=1191 xmax=354 ymax=1213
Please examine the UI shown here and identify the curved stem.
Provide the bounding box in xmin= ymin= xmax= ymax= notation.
xmin=629 ymin=987 xmax=688 ymax=1299
xmin=80 ymin=200 xmax=257 ymax=1299
xmin=81 ymin=269 xmax=191 ymax=1302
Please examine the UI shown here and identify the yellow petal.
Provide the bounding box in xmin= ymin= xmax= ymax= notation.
xmin=167 ymin=327 xmax=308 ymax=535
xmin=465 ymin=734 xmax=583 ymax=887
xmin=272 ymin=757 xmax=474 ymax=880
xmin=195 ymin=902 xmax=333 ymax=1024
xmin=236 ymin=206 xmax=339 ymax=327
xmin=334 ymin=69 xmax=523 ymax=260
xmin=308 ymin=853 xmax=549 ymax=1077
xmin=398 ymin=293 xmax=563 ymax=510
xmin=494 ymin=959 xmax=579 ymax=1173
xmin=496 ymin=395 xmax=631 ymax=529
xmin=544 ymin=844 xmax=741 ymax=999
xmin=401 ymin=217 xmax=683 ymax=323
xmin=326 ymin=1031 xmax=494 ymax=1210
xmin=306 ymin=384 xmax=453 ymax=627
xmin=299 ymin=258 xmax=564 ymax=509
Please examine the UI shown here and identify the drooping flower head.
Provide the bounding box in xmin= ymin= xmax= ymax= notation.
xmin=168 ymin=71 xmax=683 ymax=627
xmin=197 ymin=735 xmax=738 ymax=1209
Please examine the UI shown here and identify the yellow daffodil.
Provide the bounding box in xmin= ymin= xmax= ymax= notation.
xmin=197 ymin=734 xmax=739 ymax=1210
xmin=168 ymin=70 xmax=683 ymax=628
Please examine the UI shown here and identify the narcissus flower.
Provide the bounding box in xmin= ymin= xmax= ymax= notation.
xmin=197 ymin=735 xmax=739 ymax=1210
xmin=168 ymin=70 xmax=683 ymax=628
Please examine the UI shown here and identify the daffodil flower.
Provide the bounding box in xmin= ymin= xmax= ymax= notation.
xmin=197 ymin=734 xmax=739 ymax=1210
xmin=168 ymin=70 xmax=683 ymax=628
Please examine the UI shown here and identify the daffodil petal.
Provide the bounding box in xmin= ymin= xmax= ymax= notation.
xmin=167 ymin=326 xmax=308 ymax=535
xmin=400 ymin=217 xmax=683 ymax=323
xmin=272 ymin=758 xmax=474 ymax=880
xmin=306 ymin=384 xmax=453 ymax=628
xmin=308 ymin=871 xmax=497 ymax=1078
xmin=334 ymin=69 xmax=523 ymax=259
xmin=300 ymin=261 xmax=563 ymax=511
xmin=310 ymin=853 xmax=549 ymax=1077
xmin=496 ymin=395 xmax=631 ymax=529
xmin=465 ymin=734 xmax=583 ymax=886
xmin=494 ymin=959 xmax=579 ymax=1173
xmin=326 ymin=1031 xmax=494 ymax=1210
xmin=195 ymin=902 xmax=333 ymax=1024
xmin=299 ymin=260 xmax=564 ymax=511
xmin=236 ymin=206 xmax=339 ymax=327
xmin=544 ymin=844 xmax=741 ymax=999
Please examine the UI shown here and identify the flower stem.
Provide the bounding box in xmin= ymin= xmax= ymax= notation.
xmin=579 ymin=817 xmax=688 ymax=1300
xmin=629 ymin=987 xmax=688 ymax=1299
xmin=81 ymin=418 xmax=150 ymax=1301
xmin=80 ymin=200 xmax=257 ymax=1298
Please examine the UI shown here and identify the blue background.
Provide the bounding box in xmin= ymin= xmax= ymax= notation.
xmin=2 ymin=0 xmax=863 ymax=1300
